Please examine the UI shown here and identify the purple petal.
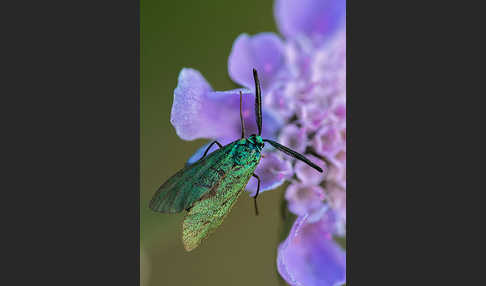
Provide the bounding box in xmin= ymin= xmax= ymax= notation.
xmin=274 ymin=0 xmax=346 ymax=41
xmin=330 ymin=97 xmax=346 ymax=121
xmin=170 ymin=68 xmax=214 ymax=140
xmin=278 ymin=124 xmax=308 ymax=154
xmin=311 ymin=29 xmax=346 ymax=98
xmin=283 ymin=78 xmax=315 ymax=104
xmin=296 ymin=103 xmax=329 ymax=131
xmin=228 ymin=33 xmax=285 ymax=91
xmin=208 ymin=90 xmax=283 ymax=140
xmin=170 ymin=68 xmax=281 ymax=141
xmin=326 ymin=149 xmax=346 ymax=188
xmin=263 ymin=83 xmax=296 ymax=120
xmin=285 ymin=36 xmax=315 ymax=77
xmin=277 ymin=210 xmax=346 ymax=286
xmin=246 ymin=152 xmax=293 ymax=196
xmin=244 ymin=107 xmax=283 ymax=141
xmin=312 ymin=122 xmax=343 ymax=157
xmin=294 ymin=154 xmax=327 ymax=185
xmin=325 ymin=182 xmax=346 ymax=236
xmin=186 ymin=142 xmax=212 ymax=166
xmin=285 ymin=182 xmax=325 ymax=216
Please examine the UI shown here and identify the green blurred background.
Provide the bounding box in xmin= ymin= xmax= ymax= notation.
xmin=140 ymin=1 xmax=289 ymax=285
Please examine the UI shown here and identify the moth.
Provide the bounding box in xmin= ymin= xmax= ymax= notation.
xmin=149 ymin=69 xmax=323 ymax=251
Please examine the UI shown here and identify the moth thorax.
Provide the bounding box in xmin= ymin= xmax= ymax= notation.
xmin=247 ymin=134 xmax=264 ymax=151
xmin=233 ymin=144 xmax=258 ymax=165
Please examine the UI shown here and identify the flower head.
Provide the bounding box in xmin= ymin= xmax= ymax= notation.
xmin=169 ymin=0 xmax=345 ymax=284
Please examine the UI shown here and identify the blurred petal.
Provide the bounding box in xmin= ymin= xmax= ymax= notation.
xmin=263 ymin=82 xmax=296 ymax=120
xmin=330 ymin=97 xmax=346 ymax=121
xmin=296 ymin=103 xmax=329 ymax=131
xmin=277 ymin=211 xmax=346 ymax=286
xmin=246 ymin=152 xmax=293 ymax=195
xmin=278 ymin=124 xmax=308 ymax=154
xmin=274 ymin=0 xmax=346 ymax=41
xmin=325 ymin=183 xmax=346 ymax=236
xmin=285 ymin=182 xmax=325 ymax=216
xmin=283 ymin=77 xmax=317 ymax=105
xmin=312 ymin=122 xmax=343 ymax=157
xmin=294 ymin=154 xmax=327 ymax=185
xmin=326 ymin=148 xmax=346 ymax=189
xmin=285 ymin=36 xmax=315 ymax=77
xmin=228 ymin=33 xmax=285 ymax=91
xmin=171 ymin=68 xmax=282 ymax=141
xmin=326 ymin=163 xmax=344 ymax=188
xmin=311 ymin=29 xmax=346 ymax=98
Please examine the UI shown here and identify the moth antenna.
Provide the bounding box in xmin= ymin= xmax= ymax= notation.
xmin=239 ymin=91 xmax=245 ymax=139
xmin=263 ymin=139 xmax=323 ymax=172
xmin=253 ymin=69 xmax=262 ymax=136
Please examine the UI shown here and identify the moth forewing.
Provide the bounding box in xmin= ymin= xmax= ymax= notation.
xmin=181 ymin=139 xmax=261 ymax=251
xmin=149 ymin=141 xmax=238 ymax=213
xmin=182 ymin=189 xmax=243 ymax=251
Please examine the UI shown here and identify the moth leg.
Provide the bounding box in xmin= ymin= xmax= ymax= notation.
xmin=199 ymin=140 xmax=223 ymax=161
xmin=252 ymin=174 xmax=261 ymax=216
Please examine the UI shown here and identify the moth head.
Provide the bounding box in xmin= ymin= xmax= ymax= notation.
xmin=247 ymin=134 xmax=265 ymax=151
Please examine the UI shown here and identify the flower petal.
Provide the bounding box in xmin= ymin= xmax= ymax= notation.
xmin=263 ymin=82 xmax=296 ymax=120
xmin=285 ymin=182 xmax=325 ymax=216
xmin=170 ymin=68 xmax=282 ymax=144
xmin=274 ymin=0 xmax=346 ymax=41
xmin=228 ymin=33 xmax=285 ymax=91
xmin=210 ymin=89 xmax=283 ymax=140
xmin=242 ymin=106 xmax=283 ymax=141
xmin=294 ymin=154 xmax=327 ymax=185
xmin=296 ymin=103 xmax=329 ymax=131
xmin=170 ymin=68 xmax=214 ymax=140
xmin=312 ymin=121 xmax=343 ymax=157
xmin=277 ymin=211 xmax=346 ymax=286
xmin=330 ymin=96 xmax=346 ymax=121
xmin=325 ymin=147 xmax=346 ymax=192
xmin=325 ymin=182 xmax=346 ymax=236
xmin=311 ymin=29 xmax=346 ymax=98
xmin=285 ymin=36 xmax=315 ymax=77
xmin=246 ymin=152 xmax=293 ymax=195
xmin=171 ymin=68 xmax=282 ymax=141
xmin=278 ymin=124 xmax=308 ymax=154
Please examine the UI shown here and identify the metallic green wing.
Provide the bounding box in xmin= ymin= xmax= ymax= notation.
xmin=182 ymin=145 xmax=261 ymax=251
xmin=149 ymin=140 xmax=239 ymax=213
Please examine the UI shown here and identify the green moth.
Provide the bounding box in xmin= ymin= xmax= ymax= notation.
xmin=149 ymin=69 xmax=323 ymax=251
